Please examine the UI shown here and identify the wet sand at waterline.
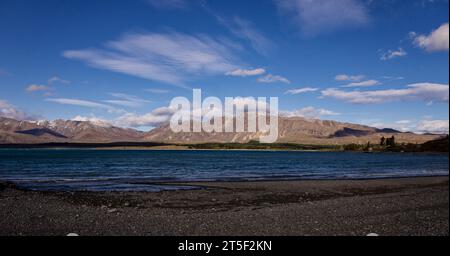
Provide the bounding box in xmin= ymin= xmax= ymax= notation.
xmin=0 ymin=176 xmax=448 ymax=236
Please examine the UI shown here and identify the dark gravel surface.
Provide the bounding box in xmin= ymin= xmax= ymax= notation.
xmin=0 ymin=177 xmax=448 ymax=236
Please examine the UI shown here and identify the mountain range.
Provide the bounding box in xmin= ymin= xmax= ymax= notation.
xmin=0 ymin=116 xmax=443 ymax=145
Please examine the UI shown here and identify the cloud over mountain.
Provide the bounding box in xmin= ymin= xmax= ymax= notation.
xmin=0 ymin=100 xmax=37 ymax=120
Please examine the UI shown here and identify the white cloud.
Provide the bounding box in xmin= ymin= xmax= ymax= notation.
xmin=275 ymin=0 xmax=370 ymax=36
xmin=410 ymin=23 xmax=449 ymax=52
xmin=381 ymin=76 xmax=405 ymax=81
xmin=366 ymin=120 xmax=414 ymax=133
xmin=257 ymin=74 xmax=291 ymax=84
xmin=25 ymin=76 xmax=69 ymax=95
xmin=46 ymin=98 xmax=125 ymax=114
xmin=231 ymin=97 xmax=268 ymax=111
xmin=115 ymin=106 xmax=176 ymax=127
xmin=281 ymin=106 xmax=340 ymax=119
xmin=364 ymin=118 xmax=449 ymax=134
xmin=226 ymin=68 xmax=266 ymax=77
xmin=322 ymin=83 xmax=449 ymax=104
xmin=115 ymin=97 xmax=274 ymax=128
xmin=26 ymin=84 xmax=50 ymax=93
xmin=285 ymin=87 xmax=319 ymax=95
xmin=395 ymin=120 xmax=412 ymax=125
xmin=335 ymin=74 xmax=365 ymax=82
xmin=416 ymin=120 xmax=449 ymax=134
xmin=48 ymin=76 xmax=71 ymax=85
xmin=114 ymin=103 xmax=341 ymax=128
xmin=342 ymin=80 xmax=381 ymax=88
xmin=380 ymin=48 xmax=407 ymax=60
xmin=0 ymin=100 xmax=37 ymax=120
xmin=71 ymin=115 xmax=112 ymax=127
xmin=63 ymin=32 xmax=242 ymax=87
xmin=104 ymin=93 xmax=150 ymax=108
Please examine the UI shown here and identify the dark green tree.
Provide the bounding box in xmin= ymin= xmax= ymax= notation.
xmin=380 ymin=136 xmax=386 ymax=146
xmin=386 ymin=136 xmax=396 ymax=147
xmin=364 ymin=141 xmax=372 ymax=152
xmin=390 ymin=136 xmax=396 ymax=146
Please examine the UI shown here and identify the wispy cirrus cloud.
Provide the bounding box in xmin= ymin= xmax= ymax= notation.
xmin=285 ymin=87 xmax=319 ymax=95
xmin=257 ymin=74 xmax=291 ymax=84
xmin=48 ymin=76 xmax=71 ymax=85
xmin=104 ymin=93 xmax=150 ymax=108
xmin=204 ymin=5 xmax=274 ymax=56
xmin=380 ymin=47 xmax=407 ymax=60
xmin=410 ymin=23 xmax=449 ymax=52
xmin=342 ymin=79 xmax=381 ymax=88
xmin=321 ymin=83 xmax=449 ymax=104
xmin=63 ymin=32 xmax=242 ymax=87
xmin=46 ymin=98 xmax=125 ymax=114
xmin=226 ymin=68 xmax=266 ymax=77
xmin=222 ymin=16 xmax=274 ymax=56
xmin=275 ymin=0 xmax=370 ymax=36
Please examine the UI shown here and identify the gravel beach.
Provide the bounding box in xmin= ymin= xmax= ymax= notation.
xmin=0 ymin=176 xmax=448 ymax=236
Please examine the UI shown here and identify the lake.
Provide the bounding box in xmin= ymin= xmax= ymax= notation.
xmin=0 ymin=149 xmax=448 ymax=192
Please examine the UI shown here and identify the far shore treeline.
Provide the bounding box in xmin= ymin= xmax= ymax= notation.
xmin=0 ymin=136 xmax=448 ymax=153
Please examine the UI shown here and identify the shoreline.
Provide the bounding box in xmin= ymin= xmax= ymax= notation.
xmin=1 ymin=147 xmax=449 ymax=155
xmin=1 ymin=176 xmax=448 ymax=236
xmin=2 ymin=174 xmax=449 ymax=193
xmin=1 ymin=137 xmax=448 ymax=153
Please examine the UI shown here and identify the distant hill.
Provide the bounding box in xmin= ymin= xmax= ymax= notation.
xmin=420 ymin=136 xmax=449 ymax=152
xmin=0 ymin=116 xmax=444 ymax=145
xmin=15 ymin=128 xmax=68 ymax=138
xmin=0 ymin=117 xmax=144 ymax=143
xmin=145 ymin=117 xmax=442 ymax=145
xmin=36 ymin=119 xmax=144 ymax=142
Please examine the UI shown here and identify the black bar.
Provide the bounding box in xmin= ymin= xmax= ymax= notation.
xmin=0 ymin=236 xmax=447 ymax=255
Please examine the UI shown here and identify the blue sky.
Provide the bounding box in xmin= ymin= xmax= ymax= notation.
xmin=0 ymin=0 xmax=448 ymax=133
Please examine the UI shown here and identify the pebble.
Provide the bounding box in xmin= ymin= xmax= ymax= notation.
xmin=67 ymin=233 xmax=79 ymax=236
xmin=108 ymin=208 xmax=118 ymax=213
